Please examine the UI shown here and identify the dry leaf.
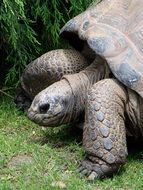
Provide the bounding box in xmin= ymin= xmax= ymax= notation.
xmin=51 ymin=181 xmax=66 ymax=189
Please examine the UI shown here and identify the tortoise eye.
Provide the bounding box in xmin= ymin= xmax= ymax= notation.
xmin=39 ymin=103 xmax=50 ymax=113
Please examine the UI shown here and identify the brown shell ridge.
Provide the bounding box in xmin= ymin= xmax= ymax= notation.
xmin=61 ymin=22 xmax=143 ymax=98
xmin=60 ymin=0 xmax=143 ymax=97
xmin=84 ymin=23 xmax=143 ymax=97
xmin=88 ymin=22 xmax=143 ymax=60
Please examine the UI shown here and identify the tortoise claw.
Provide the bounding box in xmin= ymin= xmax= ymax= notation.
xmin=76 ymin=165 xmax=84 ymax=173
xmin=88 ymin=171 xmax=98 ymax=180
xmin=77 ymin=159 xmax=99 ymax=179
xmin=80 ymin=169 xmax=89 ymax=176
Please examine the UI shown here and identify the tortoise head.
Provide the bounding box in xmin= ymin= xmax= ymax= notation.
xmin=28 ymin=79 xmax=76 ymax=127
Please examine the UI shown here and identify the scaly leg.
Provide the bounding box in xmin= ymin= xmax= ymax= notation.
xmin=15 ymin=49 xmax=88 ymax=111
xmin=79 ymin=79 xmax=128 ymax=180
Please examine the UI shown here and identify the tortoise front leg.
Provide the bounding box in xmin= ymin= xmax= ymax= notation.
xmin=79 ymin=79 xmax=128 ymax=180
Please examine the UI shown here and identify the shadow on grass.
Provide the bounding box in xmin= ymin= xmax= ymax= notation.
xmin=24 ymin=121 xmax=143 ymax=182
xmin=30 ymin=124 xmax=83 ymax=148
xmin=32 ymin=125 xmax=143 ymax=151
xmin=30 ymin=124 xmax=143 ymax=160
xmin=127 ymin=138 xmax=143 ymax=160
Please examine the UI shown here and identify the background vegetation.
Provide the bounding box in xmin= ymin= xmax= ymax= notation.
xmin=0 ymin=0 xmax=96 ymax=88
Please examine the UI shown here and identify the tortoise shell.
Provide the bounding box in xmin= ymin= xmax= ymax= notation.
xmin=60 ymin=0 xmax=143 ymax=97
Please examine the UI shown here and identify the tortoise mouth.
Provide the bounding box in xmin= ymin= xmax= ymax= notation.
xmin=27 ymin=110 xmax=63 ymax=127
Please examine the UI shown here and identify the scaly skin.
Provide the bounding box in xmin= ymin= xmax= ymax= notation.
xmin=15 ymin=49 xmax=89 ymax=110
xmin=28 ymin=56 xmax=107 ymax=126
xmin=79 ymin=79 xmax=128 ymax=179
xmin=28 ymin=71 xmax=143 ymax=179
xmin=21 ymin=49 xmax=89 ymax=98
xmin=28 ymin=66 xmax=143 ymax=179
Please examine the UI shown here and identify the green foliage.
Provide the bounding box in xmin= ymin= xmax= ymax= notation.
xmin=0 ymin=0 xmax=94 ymax=87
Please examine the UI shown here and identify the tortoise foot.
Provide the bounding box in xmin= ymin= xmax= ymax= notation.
xmin=78 ymin=159 xmax=98 ymax=180
xmin=78 ymin=155 xmax=118 ymax=180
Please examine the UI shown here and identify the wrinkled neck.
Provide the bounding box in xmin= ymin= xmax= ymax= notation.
xmin=62 ymin=56 xmax=107 ymax=121
xmin=81 ymin=55 xmax=107 ymax=82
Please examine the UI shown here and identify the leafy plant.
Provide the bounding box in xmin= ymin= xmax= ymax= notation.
xmin=1 ymin=0 xmax=95 ymax=87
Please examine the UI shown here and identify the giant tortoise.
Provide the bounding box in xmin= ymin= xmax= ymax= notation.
xmin=17 ymin=0 xmax=143 ymax=179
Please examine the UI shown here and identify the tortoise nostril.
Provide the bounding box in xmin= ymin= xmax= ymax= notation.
xmin=39 ymin=103 xmax=50 ymax=113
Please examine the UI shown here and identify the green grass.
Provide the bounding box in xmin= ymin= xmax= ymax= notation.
xmin=0 ymin=96 xmax=143 ymax=190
